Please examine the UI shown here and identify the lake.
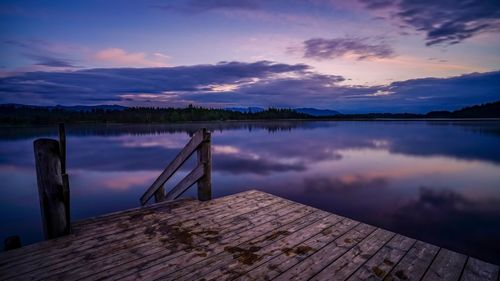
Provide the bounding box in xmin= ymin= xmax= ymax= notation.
xmin=1 ymin=121 xmax=499 ymax=264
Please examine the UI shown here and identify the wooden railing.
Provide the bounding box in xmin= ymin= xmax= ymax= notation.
xmin=140 ymin=128 xmax=211 ymax=205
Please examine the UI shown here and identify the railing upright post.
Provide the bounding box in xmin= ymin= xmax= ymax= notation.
xmin=197 ymin=129 xmax=211 ymax=201
xmin=154 ymin=184 xmax=166 ymax=203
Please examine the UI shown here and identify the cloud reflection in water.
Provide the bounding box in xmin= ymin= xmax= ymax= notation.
xmin=0 ymin=121 xmax=499 ymax=263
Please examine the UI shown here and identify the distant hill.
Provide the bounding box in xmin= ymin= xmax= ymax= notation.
xmin=427 ymin=101 xmax=500 ymax=118
xmin=294 ymin=108 xmax=340 ymax=116
xmin=2 ymin=104 xmax=127 ymax=112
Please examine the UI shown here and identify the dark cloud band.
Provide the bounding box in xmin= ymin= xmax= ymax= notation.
xmin=0 ymin=61 xmax=499 ymax=113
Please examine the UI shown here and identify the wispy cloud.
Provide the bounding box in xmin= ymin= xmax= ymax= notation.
xmin=359 ymin=0 xmax=500 ymax=46
xmin=4 ymin=39 xmax=79 ymax=68
xmin=95 ymin=48 xmax=168 ymax=67
xmin=151 ymin=0 xmax=263 ymax=13
xmin=295 ymin=37 xmax=394 ymax=61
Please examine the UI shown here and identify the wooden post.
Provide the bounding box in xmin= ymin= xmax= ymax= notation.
xmin=154 ymin=184 xmax=165 ymax=203
xmin=34 ymin=138 xmax=70 ymax=239
xmin=58 ymin=123 xmax=66 ymax=174
xmin=197 ymin=129 xmax=211 ymax=201
xmin=4 ymin=235 xmax=21 ymax=251
xmin=59 ymin=123 xmax=71 ymax=229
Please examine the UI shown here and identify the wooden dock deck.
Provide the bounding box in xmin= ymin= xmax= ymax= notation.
xmin=1 ymin=190 xmax=498 ymax=281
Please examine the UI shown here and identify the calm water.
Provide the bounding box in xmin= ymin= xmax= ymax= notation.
xmin=1 ymin=121 xmax=500 ymax=263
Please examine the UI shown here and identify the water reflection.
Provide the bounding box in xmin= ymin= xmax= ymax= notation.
xmin=0 ymin=121 xmax=499 ymax=263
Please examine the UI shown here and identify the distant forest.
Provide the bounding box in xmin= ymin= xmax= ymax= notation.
xmin=0 ymin=101 xmax=499 ymax=125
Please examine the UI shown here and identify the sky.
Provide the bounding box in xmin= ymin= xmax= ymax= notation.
xmin=0 ymin=0 xmax=499 ymax=113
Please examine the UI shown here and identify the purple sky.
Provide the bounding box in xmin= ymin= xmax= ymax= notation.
xmin=0 ymin=0 xmax=499 ymax=113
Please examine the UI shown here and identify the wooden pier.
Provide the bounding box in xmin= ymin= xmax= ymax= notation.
xmin=0 ymin=190 xmax=498 ymax=281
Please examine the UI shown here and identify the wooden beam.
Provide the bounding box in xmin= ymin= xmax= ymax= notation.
xmin=140 ymin=129 xmax=205 ymax=205
xmin=197 ymin=129 xmax=211 ymax=201
xmin=165 ymin=164 xmax=204 ymax=201
xmin=58 ymin=123 xmax=66 ymax=175
xmin=33 ymin=138 xmax=70 ymax=239
xmin=154 ymin=184 xmax=166 ymax=203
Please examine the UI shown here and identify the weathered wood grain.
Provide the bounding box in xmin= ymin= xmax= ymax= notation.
xmin=197 ymin=128 xmax=211 ymax=201
xmin=0 ymin=190 xmax=497 ymax=281
xmin=2 ymin=192 xmax=278 ymax=280
xmin=421 ymin=249 xmax=467 ymax=281
xmin=84 ymin=203 xmax=315 ymax=281
xmin=154 ymin=184 xmax=166 ymax=203
xmin=0 ymin=190 xmax=259 ymax=263
xmin=140 ymin=129 xmax=205 ymax=205
xmin=185 ymin=213 xmax=345 ymax=281
xmin=274 ymin=223 xmax=377 ymax=281
xmin=50 ymin=198 xmax=298 ymax=281
xmin=146 ymin=209 xmax=332 ymax=281
xmin=383 ymin=241 xmax=440 ymax=281
xmin=347 ymin=234 xmax=416 ymax=281
xmin=165 ymin=163 xmax=204 ymax=200
xmin=460 ymin=258 xmax=499 ymax=281
xmin=238 ymin=218 xmax=360 ymax=281
xmin=311 ymin=228 xmax=395 ymax=281
xmin=0 ymin=191 xmax=269 ymax=277
xmin=58 ymin=123 xmax=66 ymax=175
xmin=33 ymin=138 xmax=70 ymax=240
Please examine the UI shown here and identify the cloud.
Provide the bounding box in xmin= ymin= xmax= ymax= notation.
xmin=152 ymin=0 xmax=263 ymax=13
xmin=297 ymin=37 xmax=394 ymax=60
xmin=4 ymin=39 xmax=78 ymax=68
xmin=359 ymin=0 xmax=500 ymax=45
xmin=0 ymin=60 xmax=498 ymax=112
xmin=95 ymin=48 xmax=168 ymax=67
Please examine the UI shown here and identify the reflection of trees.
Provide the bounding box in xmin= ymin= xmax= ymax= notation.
xmin=0 ymin=121 xmax=338 ymax=140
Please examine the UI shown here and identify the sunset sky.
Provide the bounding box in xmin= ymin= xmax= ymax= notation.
xmin=1 ymin=0 xmax=499 ymax=113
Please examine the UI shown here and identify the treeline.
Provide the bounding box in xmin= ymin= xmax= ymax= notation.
xmin=0 ymin=101 xmax=498 ymax=125
xmin=0 ymin=105 xmax=311 ymax=125
xmin=426 ymin=101 xmax=500 ymax=118
xmin=329 ymin=101 xmax=500 ymax=119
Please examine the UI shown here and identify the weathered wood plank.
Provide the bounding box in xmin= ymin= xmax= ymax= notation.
xmin=186 ymin=213 xmax=346 ymax=281
xmin=58 ymin=123 xmax=66 ymax=175
xmin=143 ymin=208 xmax=332 ymax=281
xmin=79 ymin=202 xmax=315 ymax=281
xmin=0 ymin=192 xmax=273 ymax=278
xmin=347 ymin=234 xmax=416 ymax=281
xmin=460 ymin=258 xmax=499 ymax=281
xmin=0 ymin=190 xmax=260 ymax=264
xmin=421 ymin=249 xmax=467 ymax=281
xmin=154 ymin=184 xmax=166 ymax=203
xmin=383 ymin=241 xmax=440 ymax=281
xmin=197 ymin=128 xmax=211 ymax=201
xmin=274 ymin=223 xmax=377 ymax=281
xmin=48 ymin=198 xmax=298 ymax=280
xmin=140 ymin=129 xmax=205 ymax=205
xmin=76 ymin=190 xmax=258 ymax=228
xmin=311 ymin=228 xmax=395 ymax=281
xmin=0 ymin=191 xmax=498 ymax=281
xmin=33 ymin=138 xmax=70 ymax=240
xmin=2 ymin=193 xmax=278 ymax=280
xmin=165 ymin=163 xmax=204 ymax=200
xmin=238 ymin=218 xmax=359 ymax=281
